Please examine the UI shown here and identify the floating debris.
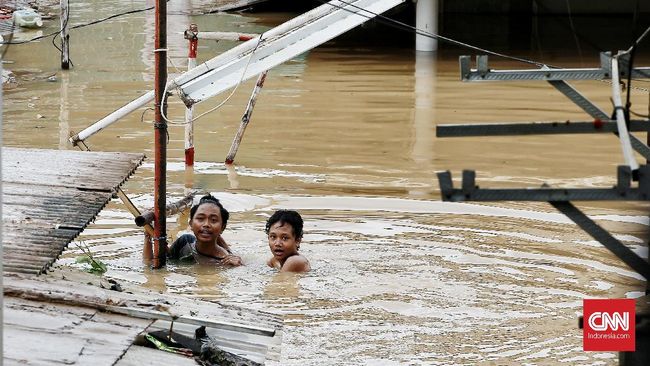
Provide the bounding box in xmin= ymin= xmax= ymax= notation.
xmin=13 ymin=8 xmax=43 ymax=28
xmin=2 ymin=69 xmax=16 ymax=85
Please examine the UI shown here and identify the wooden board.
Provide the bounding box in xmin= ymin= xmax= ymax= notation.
xmin=3 ymin=274 xmax=283 ymax=365
xmin=2 ymin=147 xmax=145 ymax=275
xmin=3 ymin=297 xmax=152 ymax=365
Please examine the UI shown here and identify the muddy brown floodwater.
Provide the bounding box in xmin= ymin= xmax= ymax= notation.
xmin=3 ymin=1 xmax=649 ymax=365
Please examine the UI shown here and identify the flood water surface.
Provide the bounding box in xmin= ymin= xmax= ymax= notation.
xmin=3 ymin=1 xmax=649 ymax=365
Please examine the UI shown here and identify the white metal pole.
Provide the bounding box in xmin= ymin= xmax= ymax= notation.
xmin=416 ymin=0 xmax=438 ymax=52
xmin=611 ymin=56 xmax=639 ymax=171
xmin=70 ymin=0 xmax=390 ymax=145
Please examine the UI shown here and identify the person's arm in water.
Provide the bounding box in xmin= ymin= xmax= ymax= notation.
xmin=280 ymin=255 xmax=310 ymax=273
xmin=143 ymin=233 xmax=173 ymax=262
xmin=216 ymin=235 xmax=243 ymax=266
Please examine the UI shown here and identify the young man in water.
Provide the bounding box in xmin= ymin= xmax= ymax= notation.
xmin=143 ymin=194 xmax=243 ymax=266
xmin=266 ymin=210 xmax=310 ymax=273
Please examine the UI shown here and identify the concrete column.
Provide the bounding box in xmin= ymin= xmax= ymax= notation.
xmin=410 ymin=51 xmax=436 ymax=196
xmin=416 ymin=0 xmax=438 ymax=51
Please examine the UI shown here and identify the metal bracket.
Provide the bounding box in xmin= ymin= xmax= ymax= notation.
xmin=546 ymin=78 xmax=609 ymax=120
xmin=550 ymin=201 xmax=649 ymax=280
xmin=459 ymin=52 xmax=650 ymax=82
xmin=440 ymin=52 xmax=650 ymax=285
xmin=437 ymin=120 xmax=650 ymax=137
xmin=437 ymin=165 xmax=650 ymax=202
xmin=436 ymin=120 xmax=650 ymax=161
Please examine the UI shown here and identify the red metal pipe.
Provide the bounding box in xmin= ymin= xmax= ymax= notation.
xmin=153 ymin=0 xmax=168 ymax=268
xmin=184 ymin=24 xmax=198 ymax=168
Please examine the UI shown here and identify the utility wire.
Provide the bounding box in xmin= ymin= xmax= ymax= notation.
xmin=320 ymin=0 xmax=650 ymax=97
xmin=1 ymin=1 xmax=168 ymax=46
xmin=316 ymin=0 xmax=548 ymax=68
xmin=565 ymin=0 xmax=584 ymax=64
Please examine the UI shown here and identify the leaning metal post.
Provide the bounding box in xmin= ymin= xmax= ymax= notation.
xmin=225 ymin=70 xmax=268 ymax=165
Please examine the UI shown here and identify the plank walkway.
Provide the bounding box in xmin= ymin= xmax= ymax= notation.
xmin=3 ymin=272 xmax=283 ymax=365
xmin=2 ymin=147 xmax=145 ymax=276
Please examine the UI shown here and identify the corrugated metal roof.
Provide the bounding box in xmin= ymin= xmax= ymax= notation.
xmin=2 ymin=147 xmax=145 ymax=275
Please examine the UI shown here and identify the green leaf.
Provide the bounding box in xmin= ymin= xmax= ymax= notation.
xmin=75 ymin=255 xmax=92 ymax=264
xmin=87 ymin=259 xmax=107 ymax=274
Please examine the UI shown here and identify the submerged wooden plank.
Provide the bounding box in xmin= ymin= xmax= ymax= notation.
xmin=2 ymin=147 xmax=145 ymax=275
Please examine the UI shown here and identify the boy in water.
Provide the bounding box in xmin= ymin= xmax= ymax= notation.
xmin=266 ymin=210 xmax=310 ymax=273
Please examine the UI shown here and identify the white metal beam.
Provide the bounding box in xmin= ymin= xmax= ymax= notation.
xmin=178 ymin=0 xmax=405 ymax=105
xmin=71 ymin=0 xmax=405 ymax=145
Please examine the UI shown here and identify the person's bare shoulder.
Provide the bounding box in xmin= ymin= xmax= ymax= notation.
xmin=268 ymin=257 xmax=280 ymax=269
xmin=280 ymin=255 xmax=310 ymax=273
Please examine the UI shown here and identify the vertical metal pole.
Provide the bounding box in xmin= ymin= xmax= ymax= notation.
xmin=225 ymin=71 xmax=268 ymax=164
xmin=153 ymin=0 xmax=168 ymax=268
xmin=60 ymin=0 xmax=70 ymax=69
xmin=184 ymin=24 xmax=198 ymax=168
xmin=611 ymin=56 xmax=639 ymax=171
xmin=416 ymin=0 xmax=438 ymax=51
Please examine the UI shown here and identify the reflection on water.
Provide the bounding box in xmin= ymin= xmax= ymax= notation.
xmin=3 ymin=1 xmax=649 ymax=365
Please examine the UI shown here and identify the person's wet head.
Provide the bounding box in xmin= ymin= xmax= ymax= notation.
xmin=190 ymin=194 xmax=229 ymax=228
xmin=265 ymin=210 xmax=309 ymax=272
xmin=265 ymin=210 xmax=303 ymax=244
xmin=190 ymin=194 xmax=229 ymax=245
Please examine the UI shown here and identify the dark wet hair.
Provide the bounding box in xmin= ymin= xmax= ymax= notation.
xmin=190 ymin=194 xmax=229 ymax=228
xmin=265 ymin=210 xmax=303 ymax=240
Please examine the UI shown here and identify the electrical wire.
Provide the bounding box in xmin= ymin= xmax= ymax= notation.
xmin=51 ymin=0 xmax=73 ymax=67
xmin=315 ymin=0 xmax=548 ymax=68
xmin=162 ymin=33 xmax=264 ymax=126
xmin=565 ymin=0 xmax=583 ymax=65
xmin=321 ymin=0 xmax=650 ymax=97
xmin=1 ymin=1 xmax=168 ymax=46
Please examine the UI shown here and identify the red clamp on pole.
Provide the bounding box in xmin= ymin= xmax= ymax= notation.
xmin=184 ymin=23 xmax=199 ymax=59
xmin=593 ymin=118 xmax=604 ymax=129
